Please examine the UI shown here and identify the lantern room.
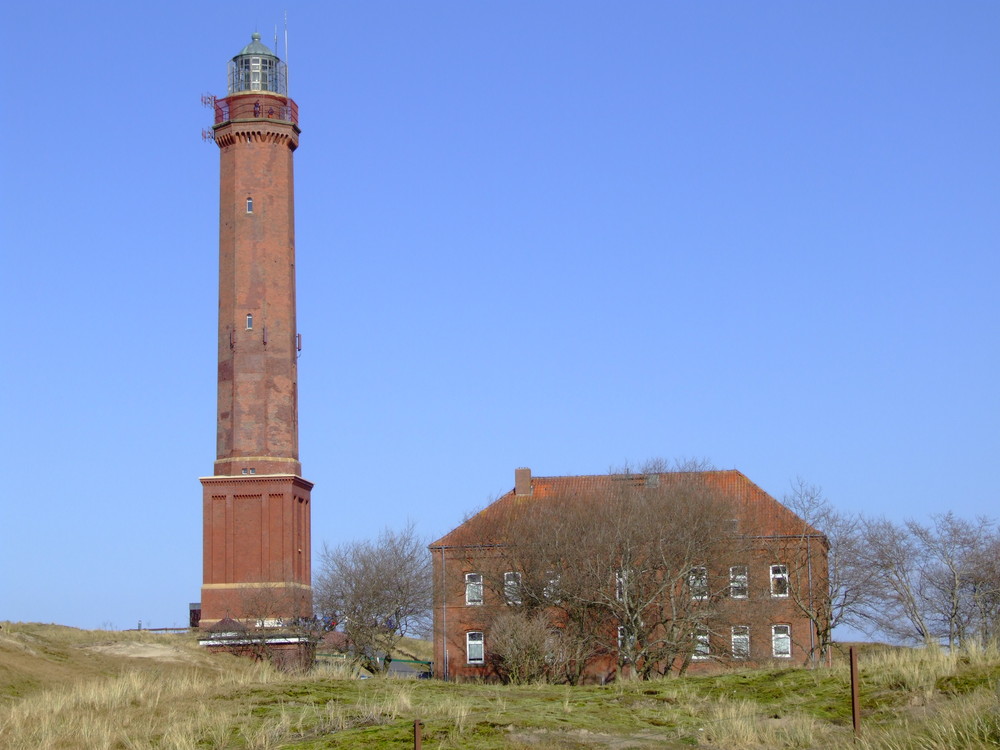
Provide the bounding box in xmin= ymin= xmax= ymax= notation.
xmin=227 ymin=32 xmax=287 ymax=96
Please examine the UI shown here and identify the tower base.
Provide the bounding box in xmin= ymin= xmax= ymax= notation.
xmin=200 ymin=473 xmax=313 ymax=627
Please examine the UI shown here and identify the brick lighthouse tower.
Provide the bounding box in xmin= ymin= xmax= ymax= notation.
xmin=199 ymin=33 xmax=312 ymax=628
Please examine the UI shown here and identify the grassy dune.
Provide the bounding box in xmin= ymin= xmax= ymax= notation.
xmin=1 ymin=622 xmax=998 ymax=749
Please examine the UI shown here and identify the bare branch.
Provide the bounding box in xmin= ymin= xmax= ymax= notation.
xmin=314 ymin=521 xmax=432 ymax=674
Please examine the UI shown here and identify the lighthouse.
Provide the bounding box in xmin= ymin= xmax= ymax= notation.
xmin=199 ymin=33 xmax=312 ymax=628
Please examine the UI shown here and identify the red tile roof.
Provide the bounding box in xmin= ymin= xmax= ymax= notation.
xmin=430 ymin=469 xmax=823 ymax=548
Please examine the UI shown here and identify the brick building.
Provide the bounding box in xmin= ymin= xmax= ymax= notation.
xmin=430 ymin=467 xmax=828 ymax=682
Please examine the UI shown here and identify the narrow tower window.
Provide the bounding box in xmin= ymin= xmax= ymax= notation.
xmin=246 ymin=314 xmax=253 ymax=330
xmin=246 ymin=197 xmax=254 ymax=213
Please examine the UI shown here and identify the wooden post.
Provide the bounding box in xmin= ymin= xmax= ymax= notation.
xmin=850 ymin=646 xmax=861 ymax=740
xmin=413 ymin=718 xmax=423 ymax=750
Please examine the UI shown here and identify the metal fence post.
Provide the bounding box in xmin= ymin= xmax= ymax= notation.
xmin=850 ymin=646 xmax=861 ymax=740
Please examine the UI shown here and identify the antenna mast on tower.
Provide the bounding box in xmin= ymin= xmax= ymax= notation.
xmin=200 ymin=93 xmax=217 ymax=142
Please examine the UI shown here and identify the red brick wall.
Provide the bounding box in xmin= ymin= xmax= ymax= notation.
xmin=213 ymin=94 xmax=302 ymax=478
xmin=201 ymin=93 xmax=311 ymax=628
xmin=200 ymin=474 xmax=313 ymax=625
xmin=431 ymin=534 xmax=828 ymax=681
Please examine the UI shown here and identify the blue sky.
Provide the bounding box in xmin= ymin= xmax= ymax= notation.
xmin=1 ymin=2 xmax=997 ymax=631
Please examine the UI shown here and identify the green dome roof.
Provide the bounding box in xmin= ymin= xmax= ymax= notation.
xmin=235 ymin=32 xmax=277 ymax=59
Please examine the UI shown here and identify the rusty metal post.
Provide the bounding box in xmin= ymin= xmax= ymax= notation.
xmin=850 ymin=646 xmax=861 ymax=740
xmin=413 ymin=718 xmax=423 ymax=750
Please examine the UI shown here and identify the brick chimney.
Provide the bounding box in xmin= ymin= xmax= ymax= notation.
xmin=515 ymin=467 xmax=532 ymax=496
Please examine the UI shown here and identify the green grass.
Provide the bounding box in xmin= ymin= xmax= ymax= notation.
xmin=2 ymin=622 xmax=999 ymax=748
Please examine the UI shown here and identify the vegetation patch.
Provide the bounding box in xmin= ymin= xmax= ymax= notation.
xmin=2 ymin=624 xmax=999 ymax=749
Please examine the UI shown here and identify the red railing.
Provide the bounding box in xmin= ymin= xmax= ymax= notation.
xmin=215 ymin=96 xmax=298 ymax=126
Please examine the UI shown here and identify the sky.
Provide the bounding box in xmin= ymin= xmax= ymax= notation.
xmin=1 ymin=2 xmax=997 ymax=632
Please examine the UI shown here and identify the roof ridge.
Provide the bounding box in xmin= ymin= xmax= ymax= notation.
xmin=533 ymin=468 xmax=740 ymax=480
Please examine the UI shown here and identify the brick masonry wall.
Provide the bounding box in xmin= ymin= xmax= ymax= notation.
xmin=431 ymin=541 xmax=825 ymax=681
xmin=213 ymin=97 xmax=302 ymax=477
xmin=201 ymin=93 xmax=311 ymax=627
xmin=200 ymin=474 xmax=313 ymax=625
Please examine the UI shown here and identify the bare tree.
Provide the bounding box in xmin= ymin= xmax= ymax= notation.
xmin=966 ymin=530 xmax=1000 ymax=643
xmin=487 ymin=610 xmax=555 ymax=684
xmin=855 ymin=517 xmax=935 ymax=645
xmin=590 ymin=470 xmax=739 ymax=678
xmin=482 ymin=493 xmax=609 ymax=684
xmin=237 ymin=582 xmax=310 ymax=630
xmin=847 ymin=513 xmax=1000 ymax=648
xmin=779 ymin=479 xmax=871 ymax=663
xmin=314 ymin=521 xmax=432 ymax=674
xmin=485 ymin=461 xmax=740 ymax=680
xmin=907 ymin=513 xmax=997 ymax=648
xmin=198 ymin=584 xmax=320 ymax=670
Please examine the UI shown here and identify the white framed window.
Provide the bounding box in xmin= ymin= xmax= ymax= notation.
xmin=465 ymin=573 xmax=483 ymax=606
xmin=688 ymin=566 xmax=708 ymax=600
xmin=504 ymin=571 xmax=522 ymax=605
xmin=246 ymin=313 xmax=253 ymax=330
xmin=771 ymin=624 xmax=791 ymax=658
xmin=466 ymin=631 xmax=484 ymax=664
xmin=729 ymin=565 xmax=748 ymax=599
xmin=246 ymin=196 xmax=254 ymax=213
xmin=692 ymin=629 xmax=710 ymax=660
xmin=543 ymin=572 xmax=561 ymax=603
xmin=617 ymin=625 xmax=636 ymax=661
xmin=615 ymin=569 xmax=628 ymax=602
xmin=731 ymin=625 xmax=750 ymax=659
xmin=770 ymin=564 xmax=789 ymax=597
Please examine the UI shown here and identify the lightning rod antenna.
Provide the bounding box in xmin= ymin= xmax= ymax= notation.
xmin=284 ymin=11 xmax=289 ymax=92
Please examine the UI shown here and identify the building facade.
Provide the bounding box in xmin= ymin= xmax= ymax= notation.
xmin=199 ymin=34 xmax=313 ymax=628
xmin=430 ymin=468 xmax=828 ymax=682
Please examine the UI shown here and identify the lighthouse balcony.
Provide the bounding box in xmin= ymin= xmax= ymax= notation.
xmin=215 ymin=95 xmax=298 ymax=126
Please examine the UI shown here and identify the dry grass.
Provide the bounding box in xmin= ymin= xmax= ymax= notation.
xmin=1 ymin=623 xmax=998 ymax=749
xmin=0 ymin=622 xmax=451 ymax=749
xmin=853 ymin=688 xmax=1000 ymax=750
xmin=0 ymin=622 xmax=309 ymax=749
xmin=861 ymin=643 xmax=961 ymax=696
xmin=0 ymin=660 xmax=302 ymax=749
xmin=0 ymin=621 xmax=215 ymax=703
xmin=698 ymin=698 xmax=839 ymax=748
